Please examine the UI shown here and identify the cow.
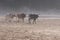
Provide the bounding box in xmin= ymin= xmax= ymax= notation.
xmin=5 ymin=13 xmax=26 ymax=23
xmin=28 ymin=14 xmax=39 ymax=24
xmin=16 ymin=13 xmax=26 ymax=22
xmin=5 ymin=13 xmax=16 ymax=22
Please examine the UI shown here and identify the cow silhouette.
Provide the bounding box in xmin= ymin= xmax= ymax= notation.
xmin=16 ymin=13 xmax=26 ymax=22
xmin=28 ymin=14 xmax=39 ymax=24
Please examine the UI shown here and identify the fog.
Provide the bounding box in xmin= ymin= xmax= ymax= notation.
xmin=0 ymin=0 xmax=60 ymax=18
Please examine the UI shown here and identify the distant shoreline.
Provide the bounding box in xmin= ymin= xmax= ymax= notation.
xmin=0 ymin=15 xmax=60 ymax=19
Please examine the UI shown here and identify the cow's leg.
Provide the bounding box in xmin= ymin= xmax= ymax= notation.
xmin=15 ymin=17 xmax=18 ymax=23
xmin=16 ymin=17 xmax=19 ymax=22
xmin=33 ymin=19 xmax=36 ymax=24
xmin=5 ymin=17 xmax=8 ymax=22
xmin=34 ymin=20 xmax=36 ymax=24
xmin=28 ymin=18 xmax=31 ymax=24
xmin=8 ymin=18 xmax=13 ymax=23
xmin=9 ymin=19 xmax=11 ymax=22
xmin=22 ymin=18 xmax=24 ymax=22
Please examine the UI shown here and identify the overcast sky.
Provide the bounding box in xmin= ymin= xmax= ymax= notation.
xmin=0 ymin=0 xmax=60 ymax=15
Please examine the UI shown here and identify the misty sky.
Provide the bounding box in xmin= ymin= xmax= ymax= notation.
xmin=0 ymin=0 xmax=60 ymax=15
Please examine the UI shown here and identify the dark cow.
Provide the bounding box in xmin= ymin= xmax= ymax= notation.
xmin=28 ymin=14 xmax=39 ymax=24
xmin=16 ymin=13 xmax=26 ymax=22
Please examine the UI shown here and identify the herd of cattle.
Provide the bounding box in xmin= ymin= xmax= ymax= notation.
xmin=5 ymin=13 xmax=39 ymax=24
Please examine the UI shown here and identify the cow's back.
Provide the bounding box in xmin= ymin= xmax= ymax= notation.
xmin=29 ymin=14 xmax=39 ymax=19
xmin=17 ymin=13 xmax=26 ymax=18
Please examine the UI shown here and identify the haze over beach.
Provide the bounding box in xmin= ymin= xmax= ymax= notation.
xmin=0 ymin=0 xmax=60 ymax=18
xmin=0 ymin=0 xmax=60 ymax=40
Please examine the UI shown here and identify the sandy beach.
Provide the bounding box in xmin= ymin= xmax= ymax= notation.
xmin=0 ymin=16 xmax=60 ymax=40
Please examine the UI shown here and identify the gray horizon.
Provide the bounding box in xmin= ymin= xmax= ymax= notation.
xmin=0 ymin=0 xmax=60 ymax=16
